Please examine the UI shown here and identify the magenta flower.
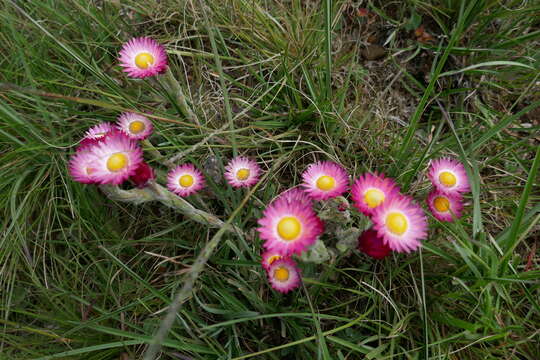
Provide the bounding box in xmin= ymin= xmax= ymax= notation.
xmin=118 ymin=37 xmax=168 ymax=78
xmin=428 ymin=157 xmax=470 ymax=195
xmin=266 ymin=258 xmax=301 ymax=293
xmin=167 ymin=163 xmax=206 ymax=197
xmin=426 ymin=190 xmax=464 ymax=222
xmin=371 ymin=194 xmax=427 ymax=253
xmin=301 ymin=161 xmax=349 ymax=200
xmin=224 ymin=156 xmax=260 ymax=188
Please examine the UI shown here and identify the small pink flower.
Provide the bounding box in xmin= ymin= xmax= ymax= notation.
xmin=266 ymin=258 xmax=301 ymax=293
xmin=116 ymin=112 xmax=153 ymax=140
xmin=261 ymin=250 xmax=285 ymax=271
xmin=428 ymin=157 xmax=470 ymax=195
xmin=224 ymin=156 xmax=260 ymax=188
xmin=258 ymin=197 xmax=324 ymax=256
xmin=426 ymin=190 xmax=464 ymax=222
xmin=130 ymin=162 xmax=156 ymax=188
xmin=167 ymin=164 xmax=206 ymax=197
xmin=357 ymin=228 xmax=392 ymax=259
xmin=119 ymin=37 xmax=168 ymax=78
xmin=84 ymin=122 xmax=114 ymax=140
xmin=88 ymin=133 xmax=143 ymax=185
xmin=69 ymin=150 xmax=99 ymax=184
xmin=301 ymin=161 xmax=349 ymax=200
xmin=372 ymin=194 xmax=427 ymax=253
xmin=350 ymin=172 xmax=400 ymax=216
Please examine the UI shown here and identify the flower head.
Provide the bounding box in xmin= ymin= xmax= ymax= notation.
xmin=266 ymin=258 xmax=301 ymax=293
xmin=372 ymin=195 xmax=427 ymax=253
xmin=224 ymin=156 xmax=260 ymax=188
xmin=87 ymin=133 xmax=143 ymax=185
xmin=117 ymin=112 xmax=153 ymax=140
xmin=84 ymin=122 xmax=114 ymax=140
xmin=427 ymin=190 xmax=464 ymax=222
xmin=428 ymin=157 xmax=470 ymax=195
xmin=351 ymin=172 xmax=400 ymax=216
xmin=69 ymin=150 xmax=99 ymax=184
xmin=301 ymin=161 xmax=349 ymax=200
xmin=258 ymin=198 xmax=324 ymax=256
xmin=167 ymin=163 xmax=205 ymax=197
xmin=119 ymin=37 xmax=168 ymax=78
xmin=130 ymin=162 xmax=156 ymax=188
xmin=357 ymin=227 xmax=392 ymax=259
xmin=261 ymin=250 xmax=285 ymax=271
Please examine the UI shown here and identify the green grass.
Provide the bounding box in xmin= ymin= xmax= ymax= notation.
xmin=1 ymin=0 xmax=539 ymax=359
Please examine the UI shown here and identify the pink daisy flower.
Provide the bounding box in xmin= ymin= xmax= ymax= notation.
xmin=257 ymin=198 xmax=324 ymax=256
xmin=266 ymin=258 xmax=301 ymax=293
xmin=301 ymin=161 xmax=349 ymax=200
xmin=428 ymin=157 xmax=470 ymax=195
xmin=167 ymin=164 xmax=206 ymax=197
xmin=261 ymin=250 xmax=285 ymax=271
xmin=372 ymin=195 xmax=428 ymax=253
xmin=116 ymin=112 xmax=153 ymax=140
xmin=118 ymin=37 xmax=168 ymax=78
xmin=224 ymin=156 xmax=260 ymax=188
xmin=357 ymin=227 xmax=392 ymax=259
xmin=68 ymin=150 xmax=98 ymax=184
xmin=426 ymin=190 xmax=464 ymax=222
xmin=84 ymin=122 xmax=114 ymax=140
xmin=88 ymin=133 xmax=143 ymax=185
xmin=350 ymin=172 xmax=400 ymax=216
xmin=275 ymin=188 xmax=312 ymax=207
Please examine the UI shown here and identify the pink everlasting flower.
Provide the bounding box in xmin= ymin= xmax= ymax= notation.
xmin=266 ymin=258 xmax=301 ymax=293
xmin=261 ymin=250 xmax=285 ymax=271
xmin=87 ymin=133 xmax=143 ymax=185
xmin=372 ymin=194 xmax=427 ymax=253
xmin=301 ymin=161 xmax=349 ymax=200
xmin=167 ymin=164 xmax=205 ymax=197
xmin=426 ymin=190 xmax=464 ymax=222
xmin=84 ymin=122 xmax=114 ymax=140
xmin=428 ymin=157 xmax=470 ymax=195
xmin=116 ymin=112 xmax=153 ymax=140
xmin=258 ymin=197 xmax=324 ymax=256
xmin=224 ymin=156 xmax=260 ymax=188
xmin=351 ymin=172 xmax=400 ymax=216
xmin=118 ymin=37 xmax=168 ymax=78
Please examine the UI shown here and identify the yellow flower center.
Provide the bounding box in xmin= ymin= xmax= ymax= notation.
xmin=439 ymin=171 xmax=456 ymax=187
xmin=386 ymin=212 xmax=408 ymax=235
xmin=434 ymin=196 xmax=450 ymax=212
xmin=129 ymin=120 xmax=146 ymax=134
xmin=236 ymin=168 xmax=250 ymax=181
xmin=106 ymin=153 xmax=128 ymax=172
xmin=364 ymin=188 xmax=385 ymax=208
xmin=267 ymin=255 xmax=282 ymax=265
xmin=316 ymin=175 xmax=336 ymax=191
xmin=277 ymin=216 xmax=302 ymax=241
xmin=134 ymin=52 xmax=155 ymax=69
xmin=179 ymin=174 xmax=194 ymax=188
xmin=274 ymin=267 xmax=290 ymax=282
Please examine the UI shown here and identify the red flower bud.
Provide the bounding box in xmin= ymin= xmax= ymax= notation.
xmin=130 ymin=162 xmax=155 ymax=188
xmin=358 ymin=228 xmax=391 ymax=259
